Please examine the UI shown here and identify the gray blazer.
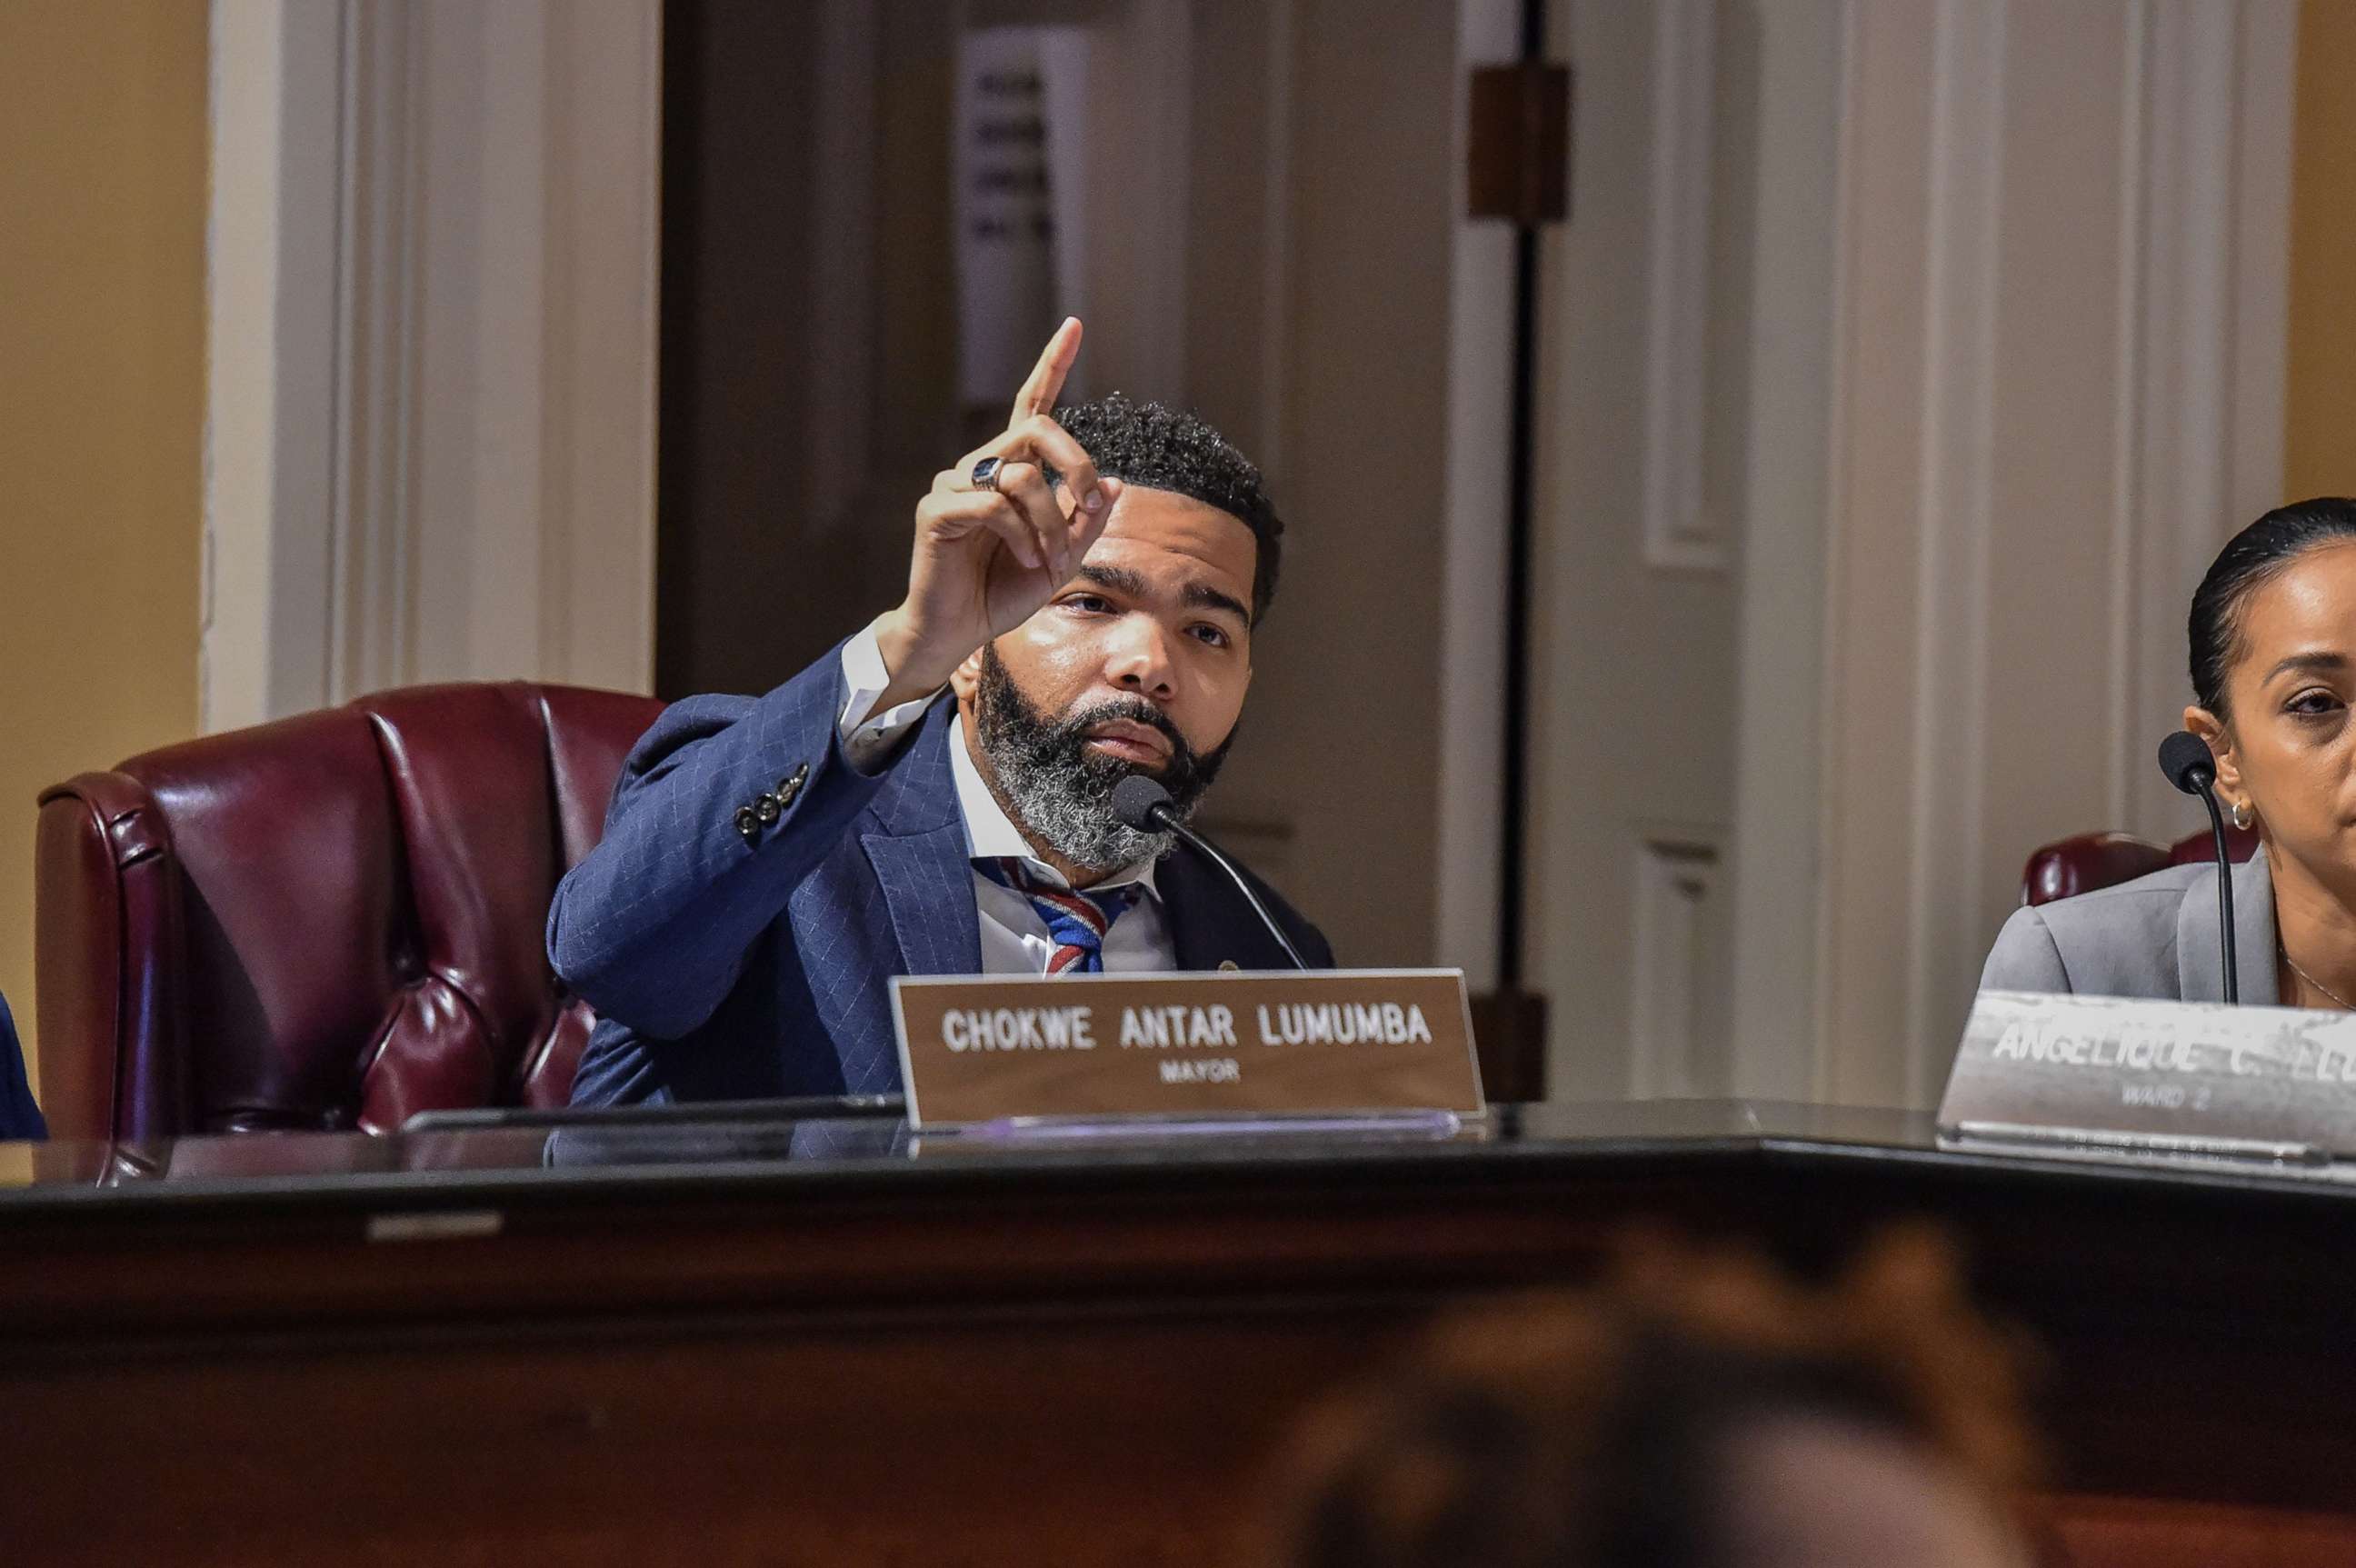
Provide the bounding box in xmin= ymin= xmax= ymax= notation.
xmin=1980 ymin=851 xmax=2279 ymax=1004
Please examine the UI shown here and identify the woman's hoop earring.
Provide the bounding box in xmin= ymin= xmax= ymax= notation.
xmin=2230 ymin=799 xmax=2255 ymax=832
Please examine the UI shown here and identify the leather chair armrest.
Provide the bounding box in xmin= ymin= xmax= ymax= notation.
xmin=35 ymin=772 xmax=188 ymax=1141
xmin=2022 ymin=832 xmax=2171 ymax=909
xmin=2171 ymin=824 xmax=2262 ymax=864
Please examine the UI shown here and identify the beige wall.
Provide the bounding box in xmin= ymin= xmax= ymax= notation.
xmin=2287 ymin=0 xmax=2356 ymax=500
xmin=0 ymin=1 xmax=207 ymax=1096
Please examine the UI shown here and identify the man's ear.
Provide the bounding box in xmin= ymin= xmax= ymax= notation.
xmin=2184 ymin=704 xmax=2242 ymax=799
xmin=949 ymin=646 xmax=988 ymax=705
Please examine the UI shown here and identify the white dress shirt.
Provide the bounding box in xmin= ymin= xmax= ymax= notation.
xmin=836 ymin=622 xmax=1176 ymax=976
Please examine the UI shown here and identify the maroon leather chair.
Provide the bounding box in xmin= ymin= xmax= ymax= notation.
xmin=2022 ymin=824 xmax=2261 ymax=908
xmin=35 ymin=683 xmax=664 ymax=1143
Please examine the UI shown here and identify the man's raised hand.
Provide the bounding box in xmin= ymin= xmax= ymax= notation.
xmin=874 ymin=317 xmax=1122 ymax=706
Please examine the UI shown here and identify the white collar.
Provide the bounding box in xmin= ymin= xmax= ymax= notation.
xmin=947 ymin=712 xmax=1162 ymax=899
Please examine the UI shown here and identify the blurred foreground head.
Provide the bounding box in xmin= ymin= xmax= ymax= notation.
xmin=1274 ymin=1230 xmax=2036 ymax=1568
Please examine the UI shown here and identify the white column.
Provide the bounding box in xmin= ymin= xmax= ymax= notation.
xmin=203 ymin=0 xmax=341 ymax=731
xmin=202 ymin=0 xmax=660 ymax=734
xmin=1434 ymin=0 xmax=1521 ymax=993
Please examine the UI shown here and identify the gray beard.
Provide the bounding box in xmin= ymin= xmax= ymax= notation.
xmin=973 ymin=723 xmax=1176 ymax=874
xmin=970 ymin=654 xmax=1222 ymax=876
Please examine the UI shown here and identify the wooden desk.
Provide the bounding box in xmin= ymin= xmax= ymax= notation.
xmin=3 ymin=1100 xmax=2352 ymax=1565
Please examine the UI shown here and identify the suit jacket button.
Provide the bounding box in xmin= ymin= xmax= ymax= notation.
xmin=790 ymin=762 xmax=809 ymax=785
xmin=778 ymin=776 xmax=802 ymax=803
xmin=734 ymin=804 xmax=761 ymax=841
xmin=754 ymin=792 xmax=784 ymax=824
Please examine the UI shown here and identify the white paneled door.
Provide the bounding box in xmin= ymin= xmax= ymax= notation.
xmin=1519 ymin=0 xmax=2292 ymax=1108
xmin=1524 ymin=0 xmax=1751 ymax=1100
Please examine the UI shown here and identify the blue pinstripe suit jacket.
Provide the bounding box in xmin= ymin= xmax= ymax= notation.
xmin=551 ymin=646 xmax=1333 ymax=1106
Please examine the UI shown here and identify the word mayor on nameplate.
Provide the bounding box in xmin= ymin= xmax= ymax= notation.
xmin=1939 ymin=987 xmax=2356 ymax=1157
xmin=889 ymin=969 xmax=1483 ymax=1128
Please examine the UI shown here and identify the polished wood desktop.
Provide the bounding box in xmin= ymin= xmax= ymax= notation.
xmin=5 ymin=1100 xmax=2354 ymax=1565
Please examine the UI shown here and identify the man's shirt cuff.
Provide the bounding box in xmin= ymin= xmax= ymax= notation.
xmin=838 ymin=619 xmax=944 ymax=771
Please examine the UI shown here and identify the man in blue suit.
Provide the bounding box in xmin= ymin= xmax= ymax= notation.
xmin=0 ymin=991 xmax=44 ymax=1141
xmin=552 ymin=321 xmax=1333 ymax=1105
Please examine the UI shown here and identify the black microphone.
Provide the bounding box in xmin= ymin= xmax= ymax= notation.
xmin=2159 ymin=730 xmax=2238 ymax=1004
xmin=1112 ymin=774 xmax=1308 ymax=970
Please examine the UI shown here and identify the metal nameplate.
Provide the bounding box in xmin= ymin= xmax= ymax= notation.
xmin=890 ymin=968 xmax=1483 ymax=1130
xmin=1937 ymin=988 xmax=2356 ymax=1164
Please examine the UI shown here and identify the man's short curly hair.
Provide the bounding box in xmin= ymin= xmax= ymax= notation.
xmin=1054 ymin=394 xmax=1283 ymax=624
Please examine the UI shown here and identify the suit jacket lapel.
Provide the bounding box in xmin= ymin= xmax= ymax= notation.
xmin=1161 ymin=846 xmax=1283 ymax=972
xmin=859 ymin=705 xmax=983 ymax=978
xmin=2175 ymin=848 xmax=2279 ymax=1004
xmin=864 ymin=825 xmax=983 ymax=976
xmin=785 ymin=705 xmax=978 ymax=1094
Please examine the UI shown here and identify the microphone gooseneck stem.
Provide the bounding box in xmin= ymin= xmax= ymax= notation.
xmin=2197 ymin=783 xmax=2239 ymax=1004
xmin=1154 ymin=809 xmax=1310 ymax=971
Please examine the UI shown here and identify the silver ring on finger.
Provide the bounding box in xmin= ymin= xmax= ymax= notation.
xmin=969 ymin=455 xmax=1005 ymax=494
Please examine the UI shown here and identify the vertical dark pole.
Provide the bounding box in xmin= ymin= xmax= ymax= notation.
xmin=654 ymin=0 xmax=704 ymax=700
xmin=1495 ymin=0 xmax=1547 ymax=990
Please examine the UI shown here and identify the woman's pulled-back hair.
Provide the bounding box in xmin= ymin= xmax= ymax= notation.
xmin=2190 ymin=498 xmax=2356 ymax=718
xmin=1269 ymin=1229 xmax=2035 ymax=1568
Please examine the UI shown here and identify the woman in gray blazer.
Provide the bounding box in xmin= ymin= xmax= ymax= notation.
xmin=1982 ymin=498 xmax=2356 ymax=1008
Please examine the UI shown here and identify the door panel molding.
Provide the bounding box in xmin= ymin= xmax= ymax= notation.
xmin=1641 ymin=0 xmax=1730 ymax=574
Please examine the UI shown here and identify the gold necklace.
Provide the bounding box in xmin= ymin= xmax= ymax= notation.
xmin=2281 ymin=944 xmax=2356 ymax=1011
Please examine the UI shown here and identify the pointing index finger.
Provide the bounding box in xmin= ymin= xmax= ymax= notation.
xmin=1010 ymin=316 xmax=1083 ymax=426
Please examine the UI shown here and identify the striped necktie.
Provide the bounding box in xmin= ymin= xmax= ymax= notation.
xmin=979 ymin=858 xmax=1141 ymax=975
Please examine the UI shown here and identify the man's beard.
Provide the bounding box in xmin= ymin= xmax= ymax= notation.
xmin=971 ymin=644 xmax=1233 ymax=875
